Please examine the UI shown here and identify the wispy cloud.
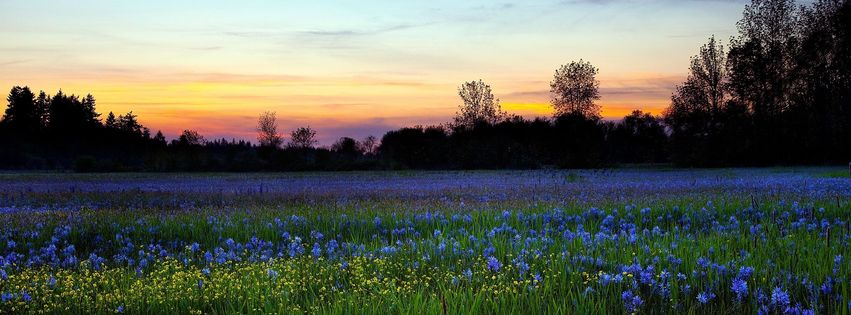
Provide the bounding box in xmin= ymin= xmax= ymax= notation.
xmin=301 ymin=23 xmax=428 ymax=37
xmin=0 ymin=59 xmax=32 ymax=66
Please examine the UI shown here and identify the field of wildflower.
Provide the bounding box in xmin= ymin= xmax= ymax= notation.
xmin=0 ymin=168 xmax=849 ymax=314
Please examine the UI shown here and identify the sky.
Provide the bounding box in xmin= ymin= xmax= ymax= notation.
xmin=0 ymin=0 xmax=749 ymax=145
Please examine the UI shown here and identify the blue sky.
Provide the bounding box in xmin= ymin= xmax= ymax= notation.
xmin=1 ymin=0 xmax=750 ymax=144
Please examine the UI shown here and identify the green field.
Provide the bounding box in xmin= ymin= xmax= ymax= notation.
xmin=0 ymin=168 xmax=849 ymax=314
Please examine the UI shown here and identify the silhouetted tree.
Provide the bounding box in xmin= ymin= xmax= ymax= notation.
xmin=727 ymin=0 xmax=799 ymax=163
xmin=118 ymin=111 xmax=142 ymax=135
xmin=34 ymin=91 xmax=50 ymax=127
xmin=153 ymin=130 xmax=166 ymax=144
xmin=2 ymin=86 xmax=38 ymax=131
xmin=608 ymin=110 xmax=668 ymax=164
xmin=551 ymin=113 xmax=605 ymax=168
xmin=453 ymin=80 xmax=505 ymax=127
xmin=81 ymin=94 xmax=100 ymax=124
xmin=289 ymin=126 xmax=317 ymax=149
xmin=257 ymin=111 xmax=282 ymax=148
xmin=550 ymin=60 xmax=601 ymax=118
xmin=105 ymin=112 xmax=118 ymax=129
xmin=331 ymin=137 xmax=362 ymax=159
xmin=789 ymin=0 xmax=851 ymax=163
xmin=665 ymin=36 xmax=733 ymax=165
xmin=359 ymin=135 xmax=378 ymax=156
xmin=380 ymin=126 xmax=449 ymax=169
xmin=48 ymin=91 xmax=101 ymax=131
xmin=175 ymin=130 xmax=206 ymax=146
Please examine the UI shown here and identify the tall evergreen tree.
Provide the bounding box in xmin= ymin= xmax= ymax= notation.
xmin=2 ymin=86 xmax=38 ymax=131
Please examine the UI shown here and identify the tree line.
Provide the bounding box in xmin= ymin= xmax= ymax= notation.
xmin=1 ymin=0 xmax=848 ymax=171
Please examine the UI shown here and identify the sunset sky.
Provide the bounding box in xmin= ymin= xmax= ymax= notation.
xmin=1 ymin=0 xmax=749 ymax=144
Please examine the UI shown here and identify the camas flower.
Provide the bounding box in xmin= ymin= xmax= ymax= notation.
xmin=770 ymin=287 xmax=790 ymax=308
xmin=621 ymin=290 xmax=642 ymax=313
xmin=697 ymin=291 xmax=715 ymax=304
xmin=731 ymin=279 xmax=748 ymax=301
xmin=486 ymin=256 xmax=501 ymax=272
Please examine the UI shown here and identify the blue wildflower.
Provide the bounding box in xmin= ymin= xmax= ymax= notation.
xmin=312 ymin=243 xmax=322 ymax=258
xmin=697 ymin=291 xmax=715 ymax=304
xmin=463 ymin=268 xmax=473 ymax=280
xmin=770 ymin=287 xmax=790 ymax=308
xmin=486 ymin=256 xmax=501 ymax=272
xmin=621 ymin=290 xmax=642 ymax=313
xmin=731 ymin=279 xmax=748 ymax=301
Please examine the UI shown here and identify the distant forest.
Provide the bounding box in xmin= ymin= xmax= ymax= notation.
xmin=1 ymin=0 xmax=849 ymax=171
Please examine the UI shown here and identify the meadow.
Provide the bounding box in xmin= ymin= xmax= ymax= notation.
xmin=0 ymin=168 xmax=849 ymax=314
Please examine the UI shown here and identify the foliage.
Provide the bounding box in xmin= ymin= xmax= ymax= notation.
xmin=256 ymin=111 xmax=282 ymax=148
xmin=0 ymin=169 xmax=848 ymax=314
xmin=289 ymin=127 xmax=317 ymax=150
xmin=550 ymin=60 xmax=601 ymax=119
xmin=454 ymin=80 xmax=506 ymax=127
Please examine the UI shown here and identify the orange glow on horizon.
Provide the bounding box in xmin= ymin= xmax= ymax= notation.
xmin=3 ymin=70 xmax=682 ymax=144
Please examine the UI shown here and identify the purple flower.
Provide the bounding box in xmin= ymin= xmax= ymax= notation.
xmin=737 ymin=266 xmax=754 ymax=280
xmin=311 ymin=243 xmax=322 ymax=258
xmin=770 ymin=287 xmax=790 ymax=308
xmin=463 ymin=268 xmax=473 ymax=280
xmin=486 ymin=256 xmax=501 ymax=272
xmin=697 ymin=291 xmax=715 ymax=304
xmin=732 ymin=279 xmax=748 ymax=301
xmin=621 ymin=290 xmax=642 ymax=313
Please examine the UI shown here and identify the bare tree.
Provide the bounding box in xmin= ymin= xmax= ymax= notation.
xmin=176 ymin=130 xmax=205 ymax=146
xmin=256 ymin=111 xmax=282 ymax=148
xmin=550 ymin=60 xmax=601 ymax=118
xmin=453 ymin=80 xmax=505 ymax=127
xmin=289 ymin=126 xmax=317 ymax=149
xmin=358 ymin=135 xmax=378 ymax=155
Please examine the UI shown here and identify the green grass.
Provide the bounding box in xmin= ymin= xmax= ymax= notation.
xmin=0 ymin=169 xmax=849 ymax=314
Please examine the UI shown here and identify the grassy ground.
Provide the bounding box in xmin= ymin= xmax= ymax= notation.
xmin=0 ymin=168 xmax=849 ymax=314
